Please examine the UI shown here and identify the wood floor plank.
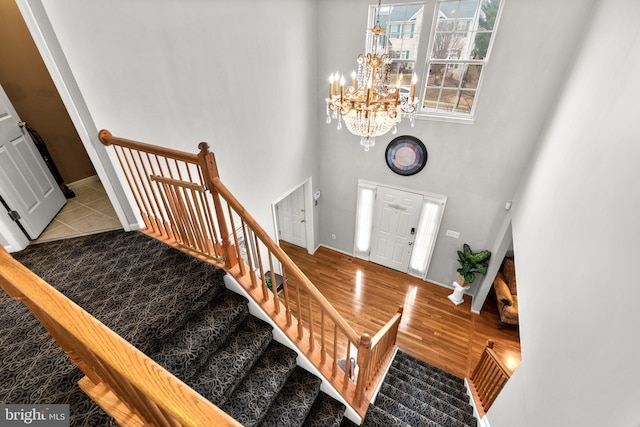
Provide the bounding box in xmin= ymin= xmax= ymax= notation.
xmin=280 ymin=241 xmax=521 ymax=379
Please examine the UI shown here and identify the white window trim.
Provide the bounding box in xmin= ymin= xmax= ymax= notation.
xmin=415 ymin=0 xmax=506 ymax=123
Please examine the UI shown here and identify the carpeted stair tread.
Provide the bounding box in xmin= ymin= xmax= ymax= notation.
xmin=395 ymin=351 xmax=464 ymax=385
xmin=388 ymin=366 xmax=470 ymax=409
xmin=361 ymin=405 xmax=412 ymax=427
xmin=389 ymin=359 xmax=469 ymax=401
xmin=383 ymin=377 xmax=476 ymax=425
xmin=150 ymin=289 xmax=249 ymax=379
xmin=13 ymin=230 xmax=227 ymax=354
xmin=380 ymin=383 xmax=475 ymax=427
xmin=374 ymin=393 xmax=442 ymax=427
xmin=222 ymin=341 xmax=298 ymax=427
xmin=392 ymin=357 xmax=466 ymax=392
xmin=189 ymin=315 xmax=273 ymax=406
xmin=260 ymin=366 xmax=322 ymax=427
xmin=302 ymin=391 xmax=347 ymax=427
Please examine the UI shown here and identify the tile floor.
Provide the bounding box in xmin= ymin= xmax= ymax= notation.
xmin=33 ymin=178 xmax=122 ymax=244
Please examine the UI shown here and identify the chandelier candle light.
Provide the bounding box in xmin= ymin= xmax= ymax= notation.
xmin=326 ymin=3 xmax=419 ymax=151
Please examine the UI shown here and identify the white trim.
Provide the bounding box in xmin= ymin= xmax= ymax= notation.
xmin=223 ymin=274 xmax=362 ymax=425
xmin=15 ymin=0 xmax=139 ymax=232
xmin=271 ymin=177 xmax=315 ymax=255
xmin=67 ymin=174 xmax=100 ymax=189
xmin=318 ymin=243 xmax=355 ymax=258
xmin=464 ymin=378 xmax=490 ymax=427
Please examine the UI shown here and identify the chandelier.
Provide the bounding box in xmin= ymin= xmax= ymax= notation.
xmin=325 ymin=1 xmax=418 ymax=151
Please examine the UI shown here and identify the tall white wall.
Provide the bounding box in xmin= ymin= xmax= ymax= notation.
xmin=39 ymin=0 xmax=319 ymax=239
xmin=489 ymin=1 xmax=640 ymax=426
xmin=316 ymin=0 xmax=595 ymax=291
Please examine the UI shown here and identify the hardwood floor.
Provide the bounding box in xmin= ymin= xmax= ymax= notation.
xmin=280 ymin=241 xmax=521 ymax=379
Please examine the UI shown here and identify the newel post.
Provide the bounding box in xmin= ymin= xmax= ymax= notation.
xmin=354 ymin=333 xmax=372 ymax=406
xmin=197 ymin=143 xmax=237 ymax=270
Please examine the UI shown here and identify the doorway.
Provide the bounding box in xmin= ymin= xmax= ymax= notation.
xmin=354 ymin=180 xmax=446 ymax=279
xmin=276 ymin=185 xmax=307 ymax=249
xmin=272 ymin=178 xmax=315 ymax=254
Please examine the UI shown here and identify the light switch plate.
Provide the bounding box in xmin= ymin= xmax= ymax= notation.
xmin=446 ymin=230 xmax=460 ymax=238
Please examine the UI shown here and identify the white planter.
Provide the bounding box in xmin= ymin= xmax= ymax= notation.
xmin=448 ymin=280 xmax=470 ymax=305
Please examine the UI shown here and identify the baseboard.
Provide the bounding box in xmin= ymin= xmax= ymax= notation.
xmin=317 ymin=244 xmax=355 ymax=258
xmin=67 ymin=174 xmax=100 ymax=189
xmin=464 ymin=378 xmax=491 ymax=427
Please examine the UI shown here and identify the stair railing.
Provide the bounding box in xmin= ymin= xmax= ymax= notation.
xmin=0 ymin=247 xmax=241 ymax=427
xmin=468 ymin=339 xmax=512 ymax=416
xmin=98 ymin=130 xmax=401 ymax=415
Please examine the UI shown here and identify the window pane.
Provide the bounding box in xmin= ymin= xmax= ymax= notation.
xmin=461 ymin=64 xmax=482 ymax=88
xmin=423 ymin=88 xmax=441 ymax=109
xmin=439 ymin=89 xmax=458 ymax=111
xmin=444 ymin=64 xmax=461 ymax=87
xmin=427 ymin=63 xmax=446 ymax=86
xmin=459 ymin=0 xmax=480 ymax=18
xmin=478 ymin=0 xmax=500 ymax=30
xmin=438 ymin=1 xmax=460 ymax=20
xmin=473 ymin=31 xmax=492 ymax=59
xmin=457 ymin=90 xmax=476 ymax=113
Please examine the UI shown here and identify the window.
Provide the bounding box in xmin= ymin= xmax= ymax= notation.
xmin=422 ymin=0 xmax=503 ymax=117
xmin=368 ymin=3 xmax=424 ymax=87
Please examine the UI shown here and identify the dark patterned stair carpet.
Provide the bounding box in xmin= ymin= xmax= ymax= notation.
xmin=2 ymin=231 xmax=478 ymax=426
xmin=2 ymin=230 xmax=351 ymax=426
xmin=357 ymin=350 xmax=477 ymax=427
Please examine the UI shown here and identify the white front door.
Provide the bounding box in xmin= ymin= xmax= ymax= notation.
xmin=276 ymin=185 xmax=307 ymax=248
xmin=0 ymin=85 xmax=65 ymax=239
xmin=369 ymin=186 xmax=423 ymax=272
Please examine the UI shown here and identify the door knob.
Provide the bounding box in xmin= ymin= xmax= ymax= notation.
xmin=300 ymin=219 xmax=306 ymax=223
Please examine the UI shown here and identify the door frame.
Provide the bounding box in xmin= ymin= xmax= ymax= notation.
xmin=14 ymin=0 xmax=139 ymax=236
xmin=272 ymin=177 xmax=315 ymax=255
xmin=354 ymin=179 xmax=447 ymax=280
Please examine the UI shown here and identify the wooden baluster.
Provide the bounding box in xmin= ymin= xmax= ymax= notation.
xmin=355 ymin=333 xmax=372 ymax=405
xmin=332 ymin=324 xmax=339 ymax=377
xmin=307 ymin=296 xmax=315 ymax=351
xmin=294 ymin=275 xmax=304 ymax=339
xmin=320 ymin=311 xmax=326 ymax=365
xmin=280 ymin=265 xmax=293 ymax=327
xmin=134 ymin=150 xmax=164 ymax=236
xmin=242 ymin=222 xmax=258 ymax=289
xmin=267 ymin=256 xmax=280 ymax=314
xmin=343 ymin=340 xmax=352 ymax=385
xmin=228 ymin=207 xmax=246 ymax=276
xmin=198 ymin=142 xmax=236 ymax=270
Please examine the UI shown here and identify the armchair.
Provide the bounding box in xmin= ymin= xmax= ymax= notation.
xmin=492 ymin=257 xmax=518 ymax=328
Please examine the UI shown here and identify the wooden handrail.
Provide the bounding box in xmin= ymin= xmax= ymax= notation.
xmin=468 ymin=339 xmax=512 ymax=416
xmin=99 ymin=130 xmax=199 ymax=164
xmin=210 ymin=176 xmax=361 ymax=344
xmin=0 ymin=247 xmax=241 ymax=427
xmin=95 ymin=130 xmax=401 ymax=418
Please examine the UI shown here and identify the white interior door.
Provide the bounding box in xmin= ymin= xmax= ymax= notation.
xmin=276 ymin=185 xmax=307 ymax=248
xmin=369 ymin=186 xmax=423 ymax=272
xmin=0 ymin=85 xmax=65 ymax=239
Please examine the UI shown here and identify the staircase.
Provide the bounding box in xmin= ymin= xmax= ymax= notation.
xmin=145 ymin=282 xmax=479 ymax=427
xmin=356 ymin=351 xmax=478 ymax=427
xmin=5 ymin=230 xmax=479 ymax=426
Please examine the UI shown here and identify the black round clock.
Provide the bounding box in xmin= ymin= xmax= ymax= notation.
xmin=385 ymin=135 xmax=428 ymax=176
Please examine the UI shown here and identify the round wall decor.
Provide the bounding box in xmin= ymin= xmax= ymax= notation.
xmin=385 ymin=135 xmax=428 ymax=176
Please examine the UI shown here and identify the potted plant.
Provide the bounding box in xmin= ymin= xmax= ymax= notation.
xmin=456 ymin=243 xmax=491 ymax=285
xmin=448 ymin=243 xmax=491 ymax=305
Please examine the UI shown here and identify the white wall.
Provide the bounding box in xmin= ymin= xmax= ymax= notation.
xmin=489 ymin=1 xmax=640 ymax=426
xmin=38 ymin=0 xmax=320 ymax=240
xmin=316 ymin=0 xmax=596 ymax=292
